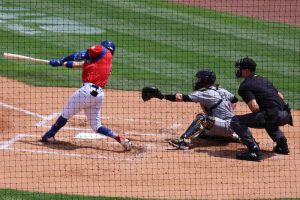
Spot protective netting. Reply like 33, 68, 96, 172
0, 0, 299, 199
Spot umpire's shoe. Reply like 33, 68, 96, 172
273, 137, 290, 154
169, 138, 189, 150
236, 145, 262, 161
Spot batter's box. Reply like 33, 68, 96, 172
1, 134, 147, 161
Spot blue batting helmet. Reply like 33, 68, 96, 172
101, 40, 116, 55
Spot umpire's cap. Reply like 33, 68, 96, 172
235, 57, 256, 72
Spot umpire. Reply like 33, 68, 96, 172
230, 57, 293, 161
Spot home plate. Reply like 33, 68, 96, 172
74, 132, 107, 140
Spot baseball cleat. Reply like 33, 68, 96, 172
120, 138, 133, 151
41, 135, 56, 143
236, 149, 262, 161
169, 138, 189, 150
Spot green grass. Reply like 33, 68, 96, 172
0, 188, 145, 200
0, 188, 298, 200
0, 0, 299, 108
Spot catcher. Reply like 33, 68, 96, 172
142, 69, 240, 150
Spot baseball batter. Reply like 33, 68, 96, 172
41, 40, 132, 151
142, 69, 240, 150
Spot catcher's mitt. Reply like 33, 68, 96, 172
141, 86, 164, 101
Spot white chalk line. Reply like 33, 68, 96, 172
0, 102, 46, 119
0, 101, 181, 132
0, 101, 178, 160
0, 134, 27, 149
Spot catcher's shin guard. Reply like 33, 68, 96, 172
180, 114, 208, 142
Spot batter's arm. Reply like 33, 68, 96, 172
62, 50, 89, 62
63, 61, 84, 68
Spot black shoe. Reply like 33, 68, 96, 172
169, 138, 189, 150
236, 149, 262, 161
41, 135, 55, 143
273, 137, 289, 154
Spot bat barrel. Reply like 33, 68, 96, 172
3, 52, 49, 63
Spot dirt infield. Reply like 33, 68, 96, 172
0, 76, 299, 199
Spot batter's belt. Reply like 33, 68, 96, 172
83, 82, 101, 97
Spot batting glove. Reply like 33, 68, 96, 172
49, 59, 63, 67
65, 61, 73, 68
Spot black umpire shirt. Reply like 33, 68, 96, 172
238, 73, 285, 111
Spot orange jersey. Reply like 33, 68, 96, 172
82, 45, 112, 88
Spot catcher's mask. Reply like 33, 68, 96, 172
235, 57, 256, 78
193, 69, 216, 90
101, 40, 116, 55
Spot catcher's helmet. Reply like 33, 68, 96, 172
235, 57, 256, 77
101, 40, 116, 55
194, 69, 216, 90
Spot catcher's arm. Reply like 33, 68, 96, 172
141, 86, 192, 102
171, 93, 193, 102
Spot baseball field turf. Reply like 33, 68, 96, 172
0, 0, 299, 108
0, 188, 144, 200
0, 0, 299, 199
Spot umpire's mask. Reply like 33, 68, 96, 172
235, 57, 256, 78
235, 60, 243, 78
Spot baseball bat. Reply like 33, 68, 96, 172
3, 52, 49, 64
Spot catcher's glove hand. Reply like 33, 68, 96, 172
141, 86, 164, 101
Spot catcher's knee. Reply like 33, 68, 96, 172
186, 114, 209, 139
196, 113, 215, 130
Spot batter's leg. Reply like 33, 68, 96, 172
84, 94, 102, 132
41, 115, 68, 142
41, 89, 87, 142
84, 91, 132, 150
83, 88, 116, 138
96, 125, 132, 151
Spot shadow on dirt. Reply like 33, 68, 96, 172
20, 139, 127, 153
196, 148, 276, 161
166, 137, 276, 161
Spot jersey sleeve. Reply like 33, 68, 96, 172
219, 88, 234, 102
62, 50, 89, 62
238, 84, 255, 103
188, 91, 216, 105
